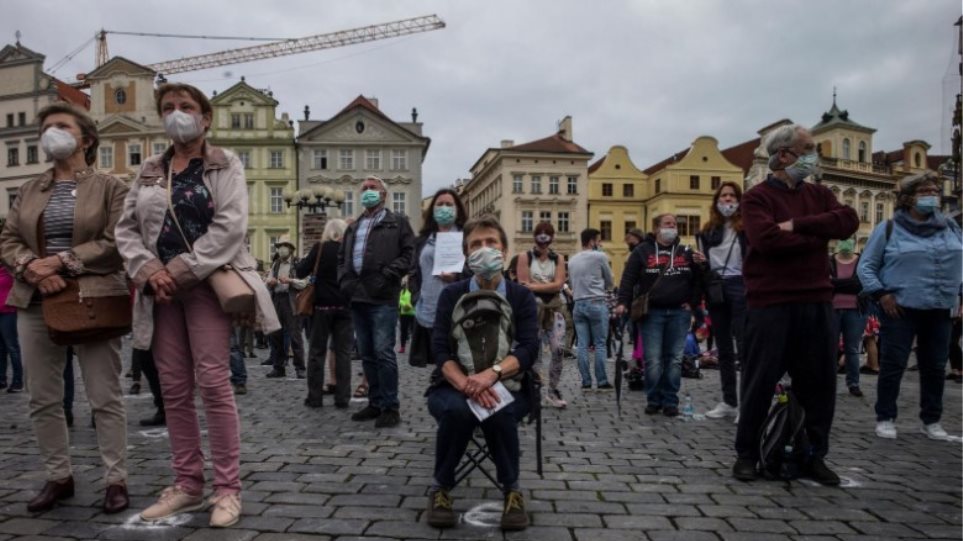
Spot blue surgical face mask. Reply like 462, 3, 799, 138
433, 205, 456, 226
915, 195, 939, 215
786, 152, 819, 182
361, 189, 381, 209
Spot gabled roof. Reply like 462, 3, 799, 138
0, 43, 44, 65
720, 137, 761, 175
928, 154, 950, 171
508, 133, 591, 155
811, 99, 875, 135
588, 156, 605, 174
872, 149, 904, 166
54, 79, 90, 109
84, 56, 156, 80
298, 95, 429, 150
642, 147, 688, 176
211, 79, 278, 107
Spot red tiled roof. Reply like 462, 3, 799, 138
54, 79, 90, 109
588, 156, 606, 174
642, 147, 688, 176
509, 133, 591, 155
720, 137, 760, 175
335, 95, 393, 125
928, 154, 950, 171
872, 149, 904, 166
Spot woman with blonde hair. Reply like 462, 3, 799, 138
297, 218, 353, 408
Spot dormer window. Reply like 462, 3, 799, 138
914, 153, 922, 168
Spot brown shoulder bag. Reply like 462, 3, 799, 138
295, 242, 322, 317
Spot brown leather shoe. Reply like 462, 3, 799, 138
103, 483, 129, 514
27, 477, 74, 513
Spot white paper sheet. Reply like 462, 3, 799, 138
466, 381, 515, 422
432, 231, 466, 275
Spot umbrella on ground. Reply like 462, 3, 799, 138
613, 318, 628, 417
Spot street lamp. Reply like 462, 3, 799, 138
284, 186, 344, 215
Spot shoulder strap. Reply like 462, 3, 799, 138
829, 256, 837, 279
885, 219, 893, 242
166, 164, 193, 254
311, 242, 322, 274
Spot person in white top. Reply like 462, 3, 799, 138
568, 228, 614, 390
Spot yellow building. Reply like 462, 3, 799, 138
640, 136, 745, 247
587, 146, 647, 278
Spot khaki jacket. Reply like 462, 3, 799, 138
115, 144, 280, 349
0, 167, 129, 308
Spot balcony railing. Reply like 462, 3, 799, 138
820, 157, 891, 175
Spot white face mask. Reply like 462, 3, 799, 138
164, 109, 205, 144
717, 202, 739, 218
658, 228, 678, 244
277, 246, 292, 259
41, 128, 78, 161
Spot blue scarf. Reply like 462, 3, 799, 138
892, 208, 948, 238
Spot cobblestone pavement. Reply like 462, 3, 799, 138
0, 337, 960, 541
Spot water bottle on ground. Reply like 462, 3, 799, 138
682, 393, 694, 421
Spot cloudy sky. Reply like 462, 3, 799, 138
4, 1, 960, 193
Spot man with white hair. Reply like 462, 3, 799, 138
339, 176, 415, 428
733, 124, 859, 485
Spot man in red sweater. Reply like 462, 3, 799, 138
733, 124, 859, 485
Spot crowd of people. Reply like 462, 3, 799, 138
0, 86, 959, 533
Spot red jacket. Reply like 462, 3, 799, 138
742, 176, 859, 308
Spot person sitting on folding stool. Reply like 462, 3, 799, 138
425, 215, 539, 531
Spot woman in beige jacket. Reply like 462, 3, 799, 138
0, 103, 130, 514
115, 83, 279, 528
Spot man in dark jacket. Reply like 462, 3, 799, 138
733, 124, 859, 485
339, 176, 415, 428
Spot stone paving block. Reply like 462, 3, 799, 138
907, 523, 963, 538
675, 516, 734, 532
504, 526, 574, 541
39, 520, 111, 538
789, 519, 857, 534
365, 520, 442, 539
623, 503, 702, 517
719, 534, 793, 541
287, 517, 369, 536
97, 526, 195, 541
726, 518, 797, 534
262, 504, 335, 519
574, 528, 649, 541
181, 529, 259, 541
698, 505, 757, 519
849, 520, 919, 537
234, 515, 295, 532
647, 531, 722, 541
531, 512, 602, 528
0, 518, 58, 535
602, 514, 674, 529
252, 534, 331, 541
553, 500, 627, 515
333, 505, 419, 522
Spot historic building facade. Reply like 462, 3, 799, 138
463, 116, 593, 257
209, 79, 297, 263
586, 145, 647, 278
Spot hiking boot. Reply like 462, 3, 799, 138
732, 458, 758, 481
375, 409, 401, 428
209, 493, 241, 528
351, 405, 382, 421
921, 422, 949, 440
265, 369, 286, 378
233, 384, 247, 395
663, 406, 679, 417
848, 385, 863, 397
140, 486, 206, 521
544, 389, 567, 409
644, 404, 662, 415
425, 489, 457, 528
706, 402, 738, 419
803, 458, 840, 486
500, 490, 528, 531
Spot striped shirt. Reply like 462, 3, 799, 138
352, 208, 386, 273
43, 180, 76, 256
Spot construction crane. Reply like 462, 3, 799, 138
80, 14, 445, 80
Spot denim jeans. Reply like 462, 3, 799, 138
0, 312, 22, 387
706, 277, 745, 407
351, 303, 400, 411
834, 309, 867, 388
875, 308, 952, 424
640, 307, 691, 408
574, 300, 609, 386
427, 384, 529, 491
229, 329, 247, 386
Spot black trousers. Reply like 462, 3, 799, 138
132, 348, 164, 412
707, 276, 747, 407
735, 302, 836, 460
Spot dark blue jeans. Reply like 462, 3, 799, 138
351, 303, 400, 411
640, 307, 691, 408
0, 312, 22, 387
574, 300, 610, 386
229, 329, 247, 386
707, 277, 746, 407
834, 309, 867, 388
875, 308, 952, 424
427, 384, 530, 491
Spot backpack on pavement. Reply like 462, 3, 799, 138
758, 383, 811, 480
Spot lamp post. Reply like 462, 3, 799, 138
285, 186, 344, 249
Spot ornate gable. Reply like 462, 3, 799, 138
0, 43, 44, 66
84, 56, 155, 81
211, 80, 278, 107
97, 115, 154, 135
300, 109, 417, 144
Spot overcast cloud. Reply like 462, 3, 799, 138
3, 0, 960, 193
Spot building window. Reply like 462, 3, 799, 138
689, 175, 700, 190
128, 143, 142, 166
677, 215, 701, 237
711, 176, 721, 190
244, 113, 254, 129
366, 149, 381, 171
238, 150, 251, 169
625, 221, 637, 235
602, 183, 612, 196
269, 187, 284, 213
270, 150, 283, 169
623, 184, 634, 197
312, 149, 327, 170
557, 211, 570, 233
392, 192, 407, 215
115, 89, 126, 105
567, 176, 578, 195
655, 178, 661, 193
152, 142, 167, 156
6, 147, 18, 166
549, 176, 559, 194
521, 211, 533, 232
860, 202, 869, 223
531, 176, 542, 194
342, 190, 354, 217
914, 153, 922, 168
7, 187, 17, 210
231, 113, 241, 129
269, 235, 280, 256
339, 149, 354, 170
5, 114, 12, 127
875, 202, 884, 224
843, 138, 851, 160
539, 211, 551, 223
600, 220, 612, 241
99, 147, 113, 169
26, 145, 38, 164
513, 175, 523, 193
390, 149, 407, 170
18, 112, 26, 126
858, 141, 867, 163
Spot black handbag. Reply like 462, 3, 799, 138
705, 235, 737, 306
630, 266, 666, 322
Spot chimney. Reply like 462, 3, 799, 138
558, 115, 573, 142
500, 139, 514, 148
367, 96, 379, 109
303, 105, 310, 121
411, 107, 419, 123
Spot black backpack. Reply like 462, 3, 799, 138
758, 384, 811, 480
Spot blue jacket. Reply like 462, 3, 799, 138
857, 213, 962, 311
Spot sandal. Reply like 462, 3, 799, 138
353, 384, 368, 398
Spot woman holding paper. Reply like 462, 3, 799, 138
408, 189, 469, 367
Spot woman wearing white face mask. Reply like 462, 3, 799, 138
116, 83, 279, 528
696, 181, 748, 421
0, 103, 131, 514
615, 213, 705, 417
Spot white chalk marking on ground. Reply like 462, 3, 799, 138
118, 511, 193, 530
839, 476, 862, 488
138, 428, 169, 439
461, 501, 502, 528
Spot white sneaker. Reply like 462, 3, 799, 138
209, 492, 241, 528
140, 486, 207, 522
706, 402, 738, 419
921, 422, 949, 440
544, 389, 567, 409
875, 420, 897, 439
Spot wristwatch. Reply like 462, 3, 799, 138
491, 363, 503, 380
